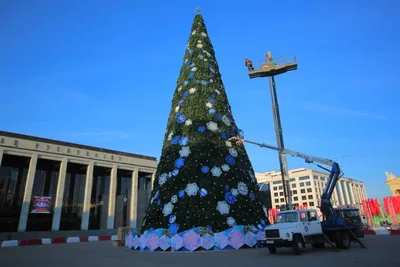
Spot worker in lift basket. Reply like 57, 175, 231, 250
244, 57, 254, 71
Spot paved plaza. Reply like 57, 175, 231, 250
1, 236, 399, 267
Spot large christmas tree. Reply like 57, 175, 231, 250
141, 13, 268, 235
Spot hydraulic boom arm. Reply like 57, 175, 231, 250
228, 137, 342, 223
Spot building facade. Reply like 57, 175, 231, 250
0, 131, 157, 233
256, 168, 367, 211
385, 171, 400, 196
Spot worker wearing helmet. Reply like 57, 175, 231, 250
244, 57, 254, 71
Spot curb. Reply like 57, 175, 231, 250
389, 229, 400, 235
364, 229, 376, 235
1, 235, 119, 248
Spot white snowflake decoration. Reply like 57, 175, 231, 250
210, 79, 213, 82
229, 148, 238, 157
175, 106, 180, 112
196, 43, 203, 48
189, 87, 196, 94
192, 30, 196, 35
191, 67, 197, 72
185, 183, 199, 197
215, 89, 220, 95
225, 141, 232, 147
197, 40, 202, 43
231, 188, 239, 196
163, 202, 174, 216
185, 119, 192, 125
227, 217, 236, 227
185, 58, 188, 63
210, 68, 215, 73
216, 201, 230, 215
150, 197, 155, 204
201, 32, 207, 37
179, 146, 191, 157
211, 166, 222, 177
221, 164, 230, 172
167, 131, 174, 141
206, 102, 213, 108
222, 115, 231, 126
171, 195, 178, 204
178, 86, 183, 92
206, 121, 218, 132
159, 173, 168, 185
204, 58, 208, 61
237, 182, 248, 195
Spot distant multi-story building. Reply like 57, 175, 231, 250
256, 168, 367, 212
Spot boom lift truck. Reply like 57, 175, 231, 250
228, 137, 366, 255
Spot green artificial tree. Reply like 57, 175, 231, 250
141, 13, 268, 234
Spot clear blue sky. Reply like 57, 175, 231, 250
1, 0, 399, 200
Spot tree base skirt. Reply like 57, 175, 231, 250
125, 225, 265, 252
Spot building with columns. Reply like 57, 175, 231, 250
256, 168, 367, 212
0, 131, 157, 233
385, 171, 400, 196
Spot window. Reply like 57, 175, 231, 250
309, 202, 315, 207
276, 205, 280, 208
273, 180, 282, 185
278, 186, 283, 190
320, 177, 326, 181
292, 190, 298, 195
299, 176, 309, 181
289, 178, 296, 182
303, 202, 308, 206
300, 189, 305, 194
307, 188, 312, 193
274, 192, 278, 197
302, 196, 307, 200
306, 181, 311, 186
300, 182, 305, 187
313, 175, 318, 180
273, 186, 277, 191
307, 211, 317, 221
299, 211, 308, 222
280, 198, 285, 203
294, 196, 298, 201
308, 195, 313, 200
279, 192, 284, 196
274, 199, 279, 203
291, 183, 297, 188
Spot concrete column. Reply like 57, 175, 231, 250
336, 182, 345, 206
51, 158, 68, 231
343, 182, 351, 205
129, 167, 139, 229
0, 147, 4, 167
81, 162, 94, 230
18, 153, 38, 232
106, 164, 118, 229
362, 187, 368, 200
348, 183, 356, 205
151, 172, 156, 191
333, 188, 340, 207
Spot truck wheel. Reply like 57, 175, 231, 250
312, 243, 325, 249
292, 235, 303, 255
268, 247, 277, 254
336, 232, 351, 249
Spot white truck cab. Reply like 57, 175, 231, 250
260, 209, 326, 255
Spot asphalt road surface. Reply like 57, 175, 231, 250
1, 236, 399, 267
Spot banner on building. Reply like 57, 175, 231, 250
31, 196, 52, 214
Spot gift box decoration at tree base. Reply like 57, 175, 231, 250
125, 225, 265, 252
